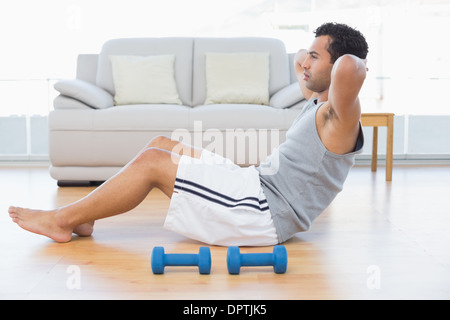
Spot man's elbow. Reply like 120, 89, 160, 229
333, 54, 367, 82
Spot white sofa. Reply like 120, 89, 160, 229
50, 37, 306, 185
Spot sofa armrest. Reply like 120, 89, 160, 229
54, 79, 113, 109
269, 82, 305, 109
53, 95, 93, 110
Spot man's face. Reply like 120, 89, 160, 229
301, 36, 334, 94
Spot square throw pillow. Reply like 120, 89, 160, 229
110, 55, 182, 105
205, 52, 270, 105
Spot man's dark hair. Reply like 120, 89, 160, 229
314, 22, 369, 63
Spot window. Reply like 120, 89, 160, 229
1, 0, 449, 161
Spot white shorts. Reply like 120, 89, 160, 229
164, 150, 279, 246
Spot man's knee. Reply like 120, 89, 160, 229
133, 147, 179, 190
135, 147, 180, 168
147, 135, 172, 149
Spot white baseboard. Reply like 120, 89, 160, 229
356, 154, 450, 166
1, 155, 450, 168
0, 155, 50, 167
0, 161, 50, 168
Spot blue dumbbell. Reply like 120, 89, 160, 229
227, 245, 288, 274
151, 247, 211, 274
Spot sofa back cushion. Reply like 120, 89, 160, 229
192, 37, 290, 106
96, 38, 194, 106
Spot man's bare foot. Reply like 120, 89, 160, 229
73, 221, 95, 237
8, 206, 74, 243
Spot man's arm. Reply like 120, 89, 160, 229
328, 54, 367, 127
294, 49, 317, 101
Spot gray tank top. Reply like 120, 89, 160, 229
257, 98, 364, 242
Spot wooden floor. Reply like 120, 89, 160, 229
1, 165, 449, 300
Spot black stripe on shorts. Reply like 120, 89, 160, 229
174, 177, 269, 212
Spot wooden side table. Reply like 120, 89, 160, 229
360, 113, 394, 181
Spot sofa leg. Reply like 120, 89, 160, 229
57, 180, 104, 187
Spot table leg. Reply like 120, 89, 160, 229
371, 126, 378, 172
386, 116, 394, 181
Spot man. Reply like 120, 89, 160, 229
9, 22, 368, 246
257, 23, 367, 242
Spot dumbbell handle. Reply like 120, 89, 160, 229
240, 253, 274, 266
164, 253, 200, 266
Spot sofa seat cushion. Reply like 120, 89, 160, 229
190, 104, 299, 130
50, 104, 192, 131
49, 104, 302, 169
50, 104, 302, 133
